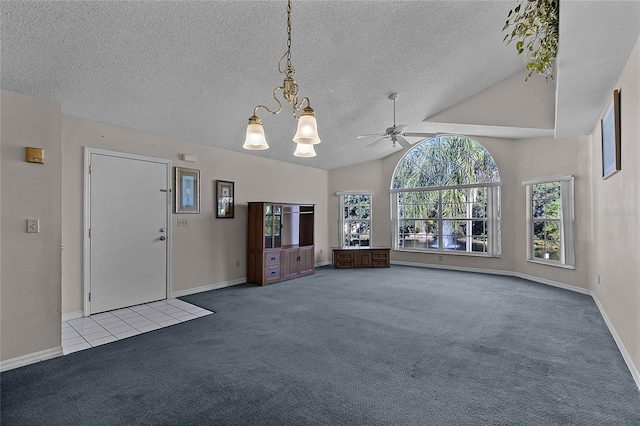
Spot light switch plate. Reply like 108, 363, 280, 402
26, 219, 40, 233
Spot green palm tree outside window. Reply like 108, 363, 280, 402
392, 136, 501, 255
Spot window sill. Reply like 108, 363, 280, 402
527, 259, 575, 270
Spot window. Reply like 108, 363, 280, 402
523, 176, 575, 268
338, 193, 372, 247
391, 136, 501, 256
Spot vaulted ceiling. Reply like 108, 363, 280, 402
2, 1, 638, 170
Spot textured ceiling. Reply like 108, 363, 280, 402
1, 1, 638, 170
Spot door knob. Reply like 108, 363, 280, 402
159, 227, 165, 232
159, 236, 166, 241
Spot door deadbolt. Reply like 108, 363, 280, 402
159, 236, 166, 241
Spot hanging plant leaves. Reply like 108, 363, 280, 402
503, 0, 559, 82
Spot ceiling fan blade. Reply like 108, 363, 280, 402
358, 133, 385, 139
402, 132, 436, 138
396, 136, 411, 149
366, 137, 388, 148
394, 124, 409, 134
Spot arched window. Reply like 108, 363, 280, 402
391, 136, 501, 256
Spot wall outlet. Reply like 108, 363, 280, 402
26, 219, 40, 233
236, 260, 240, 268
439, 255, 443, 261
319, 248, 323, 254
177, 218, 188, 227
598, 274, 601, 284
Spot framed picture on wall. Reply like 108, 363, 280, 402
175, 167, 200, 213
601, 89, 621, 180
216, 180, 234, 218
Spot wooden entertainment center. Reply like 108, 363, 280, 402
247, 202, 315, 286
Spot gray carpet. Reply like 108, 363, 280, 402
2, 266, 639, 425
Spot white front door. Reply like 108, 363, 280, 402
88, 151, 170, 314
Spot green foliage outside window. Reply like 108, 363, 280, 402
532, 182, 562, 260
393, 136, 500, 190
394, 136, 500, 254
343, 194, 371, 247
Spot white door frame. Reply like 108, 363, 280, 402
83, 147, 172, 317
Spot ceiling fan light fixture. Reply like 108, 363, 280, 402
242, 115, 269, 150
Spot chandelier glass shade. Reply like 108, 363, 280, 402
293, 142, 317, 157
242, 116, 269, 150
242, 0, 320, 158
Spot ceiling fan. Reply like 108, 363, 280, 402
358, 93, 436, 149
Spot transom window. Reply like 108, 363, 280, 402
391, 136, 501, 256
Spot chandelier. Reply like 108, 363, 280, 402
242, 0, 320, 158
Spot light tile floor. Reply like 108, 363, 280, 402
62, 298, 213, 354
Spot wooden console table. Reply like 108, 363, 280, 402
331, 246, 390, 269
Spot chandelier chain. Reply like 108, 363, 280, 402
286, 0, 292, 69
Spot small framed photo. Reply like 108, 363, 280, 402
175, 167, 200, 213
216, 180, 234, 218
601, 89, 621, 180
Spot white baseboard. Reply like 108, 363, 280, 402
510, 271, 591, 295
1, 347, 63, 373
591, 294, 640, 392
171, 277, 246, 298
62, 310, 84, 322
171, 264, 332, 298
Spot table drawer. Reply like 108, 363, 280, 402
265, 267, 281, 282
265, 251, 281, 267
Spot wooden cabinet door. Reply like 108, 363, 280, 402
354, 252, 372, 267
282, 248, 299, 280
299, 246, 315, 276
282, 246, 315, 279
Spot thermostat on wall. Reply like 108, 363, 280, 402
25, 147, 45, 164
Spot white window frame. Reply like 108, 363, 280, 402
337, 192, 373, 248
391, 183, 501, 257
522, 175, 575, 269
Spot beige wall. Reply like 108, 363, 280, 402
1, 91, 63, 361
62, 116, 329, 315
589, 37, 640, 378
512, 136, 591, 288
